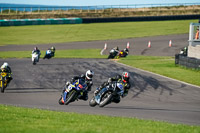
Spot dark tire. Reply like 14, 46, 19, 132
64, 90, 77, 105
107, 54, 112, 59
1, 80, 5, 93
58, 97, 64, 105
33, 59, 36, 65
89, 96, 97, 107
99, 92, 113, 107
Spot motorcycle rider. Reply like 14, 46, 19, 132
94, 72, 130, 103
0, 62, 12, 85
119, 48, 129, 57
32, 47, 41, 61
108, 46, 119, 59
43, 47, 56, 59
64, 70, 94, 101
50, 46, 56, 57
43, 48, 51, 59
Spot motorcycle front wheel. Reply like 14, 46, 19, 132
89, 96, 97, 107
64, 90, 77, 105
33, 59, 36, 65
1, 80, 5, 93
58, 97, 64, 105
99, 92, 113, 107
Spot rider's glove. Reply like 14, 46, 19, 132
108, 78, 112, 83
94, 88, 100, 95
66, 81, 70, 86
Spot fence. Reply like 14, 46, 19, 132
175, 54, 200, 70
1, 3, 200, 17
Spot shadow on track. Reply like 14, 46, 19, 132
104, 106, 200, 113
129, 72, 175, 99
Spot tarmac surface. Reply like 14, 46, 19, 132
0, 34, 200, 126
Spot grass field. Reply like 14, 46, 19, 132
0, 104, 199, 133
0, 19, 198, 45
118, 56, 200, 86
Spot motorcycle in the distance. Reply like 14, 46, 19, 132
89, 81, 124, 107
32, 52, 40, 65
107, 49, 119, 59
58, 79, 87, 105
43, 49, 55, 59
0, 71, 9, 93
116, 50, 129, 59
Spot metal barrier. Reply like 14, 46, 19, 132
175, 54, 200, 70
0, 18, 82, 26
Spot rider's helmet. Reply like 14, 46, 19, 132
122, 72, 129, 83
34, 47, 38, 51
1, 62, 8, 69
124, 48, 129, 52
114, 46, 119, 51
51, 46, 55, 51
86, 70, 94, 80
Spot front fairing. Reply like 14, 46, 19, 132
66, 80, 86, 92
94, 85, 114, 104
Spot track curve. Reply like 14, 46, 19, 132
0, 58, 199, 125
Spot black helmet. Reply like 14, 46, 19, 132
51, 46, 55, 51
124, 48, 129, 52
34, 47, 38, 51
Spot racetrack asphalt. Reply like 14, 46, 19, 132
0, 34, 200, 126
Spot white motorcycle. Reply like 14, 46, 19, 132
32, 52, 40, 65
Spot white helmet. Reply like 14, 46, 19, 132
1, 62, 8, 69
86, 70, 94, 80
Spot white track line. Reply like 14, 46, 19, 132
113, 60, 200, 89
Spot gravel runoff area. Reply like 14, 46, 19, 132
0, 34, 188, 56
1, 34, 200, 126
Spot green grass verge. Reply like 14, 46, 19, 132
0, 19, 198, 45
0, 104, 199, 133
0, 49, 107, 59
119, 56, 200, 86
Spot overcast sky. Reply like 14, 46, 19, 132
0, 0, 199, 6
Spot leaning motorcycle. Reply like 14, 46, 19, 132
32, 52, 39, 65
58, 79, 87, 105
43, 50, 52, 59
89, 81, 124, 107
107, 49, 118, 59
0, 71, 9, 93
116, 50, 128, 59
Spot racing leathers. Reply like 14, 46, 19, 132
32, 49, 41, 61
0, 66, 12, 85
64, 74, 93, 101
95, 74, 130, 103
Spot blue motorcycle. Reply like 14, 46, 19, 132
43, 49, 55, 59
59, 79, 87, 105
89, 81, 124, 107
